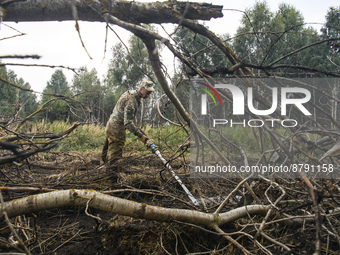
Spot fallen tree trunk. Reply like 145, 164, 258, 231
0, 189, 270, 228
2, 0, 223, 23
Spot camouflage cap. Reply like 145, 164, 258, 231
141, 80, 155, 92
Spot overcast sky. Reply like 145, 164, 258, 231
1, 0, 339, 94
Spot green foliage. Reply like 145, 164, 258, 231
173, 24, 230, 74
105, 30, 155, 95
34, 120, 189, 155
41, 69, 72, 122
232, 2, 331, 75
72, 67, 104, 122
0, 66, 38, 118
320, 6, 340, 71
17, 78, 39, 117
322, 6, 340, 39
102, 88, 116, 124
0, 66, 18, 116
198, 125, 317, 159
36, 120, 106, 152
31, 119, 323, 162
235, 3, 304, 64
124, 125, 189, 157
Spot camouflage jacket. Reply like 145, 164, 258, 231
105, 89, 144, 139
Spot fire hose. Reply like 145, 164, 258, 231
145, 139, 200, 206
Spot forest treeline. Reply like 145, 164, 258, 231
1, 3, 339, 125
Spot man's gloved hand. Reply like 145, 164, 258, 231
140, 134, 149, 144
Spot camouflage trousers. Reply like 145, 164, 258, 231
106, 133, 125, 164
104, 124, 126, 165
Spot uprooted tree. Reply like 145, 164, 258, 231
1, 1, 340, 254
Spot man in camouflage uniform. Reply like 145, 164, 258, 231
103, 80, 155, 166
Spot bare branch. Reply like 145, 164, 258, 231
0, 54, 40, 59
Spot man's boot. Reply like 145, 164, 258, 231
101, 138, 109, 163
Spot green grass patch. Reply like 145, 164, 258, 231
30, 121, 190, 154
30, 120, 317, 160
32, 120, 106, 152
125, 125, 189, 155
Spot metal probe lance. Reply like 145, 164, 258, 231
145, 138, 200, 206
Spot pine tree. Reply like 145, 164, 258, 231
41, 69, 72, 122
